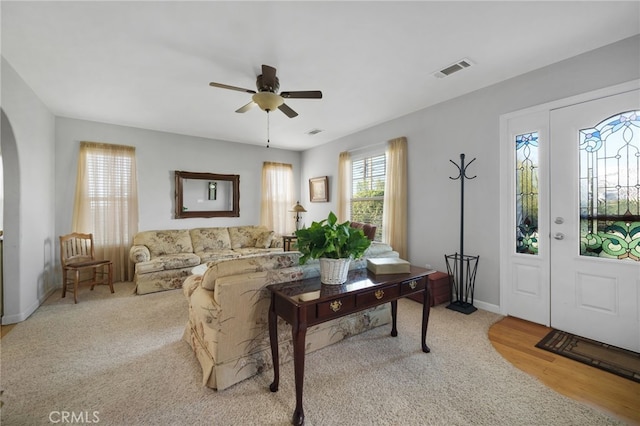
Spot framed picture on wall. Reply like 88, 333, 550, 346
309, 176, 329, 202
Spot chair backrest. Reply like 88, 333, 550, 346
59, 233, 96, 267
349, 221, 377, 241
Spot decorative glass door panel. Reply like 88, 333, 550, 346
515, 132, 539, 255
503, 110, 549, 326
579, 110, 640, 261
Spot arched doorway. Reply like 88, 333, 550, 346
1, 109, 20, 322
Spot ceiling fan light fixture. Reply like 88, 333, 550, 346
209, 65, 321, 120
252, 92, 284, 112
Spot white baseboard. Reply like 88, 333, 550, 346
472, 299, 500, 315
2, 287, 57, 325
432, 299, 500, 315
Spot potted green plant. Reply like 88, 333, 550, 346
295, 211, 371, 284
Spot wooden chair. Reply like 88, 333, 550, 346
59, 233, 114, 303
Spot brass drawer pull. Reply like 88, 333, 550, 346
375, 290, 385, 300
409, 280, 417, 289
330, 300, 342, 312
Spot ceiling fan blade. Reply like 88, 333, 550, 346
261, 65, 277, 90
209, 82, 256, 94
235, 101, 256, 113
280, 90, 323, 99
278, 103, 298, 118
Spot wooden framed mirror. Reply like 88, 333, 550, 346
175, 171, 240, 218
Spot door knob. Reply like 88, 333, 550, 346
553, 232, 565, 240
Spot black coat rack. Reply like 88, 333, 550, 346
445, 153, 479, 315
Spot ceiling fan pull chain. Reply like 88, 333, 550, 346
266, 111, 270, 148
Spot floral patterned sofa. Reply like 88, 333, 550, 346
129, 226, 283, 295
181, 242, 399, 391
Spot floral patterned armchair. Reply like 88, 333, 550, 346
182, 242, 399, 390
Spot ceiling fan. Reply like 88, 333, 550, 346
209, 64, 322, 118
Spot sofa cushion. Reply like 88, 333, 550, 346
196, 249, 239, 264
201, 252, 300, 291
133, 229, 194, 257
135, 259, 164, 274
270, 234, 284, 249
136, 253, 200, 274
364, 241, 399, 258
228, 226, 270, 249
254, 230, 275, 248
190, 228, 232, 252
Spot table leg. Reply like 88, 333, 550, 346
292, 312, 307, 425
269, 295, 279, 392
422, 284, 431, 353
390, 300, 398, 337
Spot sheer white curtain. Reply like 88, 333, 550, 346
337, 151, 352, 223
383, 137, 408, 259
260, 162, 294, 235
72, 142, 138, 281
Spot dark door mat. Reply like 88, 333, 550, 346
536, 329, 640, 383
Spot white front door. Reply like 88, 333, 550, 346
550, 90, 640, 352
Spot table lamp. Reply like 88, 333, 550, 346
290, 201, 307, 231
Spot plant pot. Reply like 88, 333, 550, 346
319, 258, 351, 285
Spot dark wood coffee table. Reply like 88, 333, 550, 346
267, 266, 434, 425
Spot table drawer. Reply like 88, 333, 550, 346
317, 296, 355, 319
356, 285, 399, 307
400, 277, 425, 295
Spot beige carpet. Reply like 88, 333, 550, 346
0, 282, 623, 426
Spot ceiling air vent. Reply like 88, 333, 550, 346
307, 128, 323, 136
433, 58, 474, 79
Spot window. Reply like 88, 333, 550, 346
73, 142, 138, 281
515, 132, 539, 255
351, 153, 385, 240
84, 151, 134, 239
260, 162, 294, 235
580, 110, 640, 261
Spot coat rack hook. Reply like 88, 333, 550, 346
449, 153, 477, 180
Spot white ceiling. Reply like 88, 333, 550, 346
2, 1, 639, 151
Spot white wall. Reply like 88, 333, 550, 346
0, 158, 3, 229
1, 57, 57, 324
54, 117, 301, 235
300, 35, 640, 310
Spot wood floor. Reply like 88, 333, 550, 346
1, 323, 16, 338
489, 316, 640, 425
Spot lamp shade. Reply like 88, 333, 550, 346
291, 201, 307, 213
